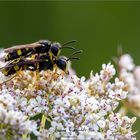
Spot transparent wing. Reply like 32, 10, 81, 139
4, 41, 42, 53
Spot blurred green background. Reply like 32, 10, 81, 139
0, 1, 140, 138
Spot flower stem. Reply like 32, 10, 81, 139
39, 114, 46, 131
22, 134, 27, 139
119, 106, 127, 116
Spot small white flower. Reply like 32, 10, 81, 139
118, 54, 140, 116
119, 54, 135, 71
100, 63, 116, 81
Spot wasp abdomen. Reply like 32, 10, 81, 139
5, 48, 34, 61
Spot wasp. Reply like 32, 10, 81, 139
0, 50, 82, 80
4, 40, 76, 62
1, 55, 53, 76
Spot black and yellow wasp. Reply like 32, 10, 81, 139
1, 54, 54, 76
4, 40, 76, 61
1, 50, 82, 77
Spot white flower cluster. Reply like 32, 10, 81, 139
0, 93, 38, 140
0, 62, 136, 139
119, 54, 140, 116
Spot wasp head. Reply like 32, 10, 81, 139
56, 57, 67, 73
50, 43, 61, 57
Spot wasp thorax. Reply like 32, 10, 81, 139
39, 40, 51, 46
37, 40, 51, 53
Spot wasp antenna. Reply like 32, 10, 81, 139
61, 46, 76, 50
67, 57, 80, 62
67, 50, 82, 61
69, 50, 83, 58
62, 40, 77, 46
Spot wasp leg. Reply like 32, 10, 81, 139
33, 62, 41, 89
31, 54, 41, 82
0, 73, 17, 84
0, 66, 24, 85
36, 62, 40, 81
33, 71, 40, 90
50, 64, 59, 82
35, 70, 40, 82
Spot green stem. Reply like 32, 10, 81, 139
22, 134, 27, 139
39, 114, 46, 131
118, 106, 127, 116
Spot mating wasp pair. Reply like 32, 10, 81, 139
0, 40, 82, 83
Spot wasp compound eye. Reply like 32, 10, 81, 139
50, 43, 60, 57
56, 58, 67, 72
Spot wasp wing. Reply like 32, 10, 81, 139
4, 41, 42, 53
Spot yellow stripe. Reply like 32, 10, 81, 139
14, 65, 19, 71
2, 70, 8, 75
17, 49, 22, 56
37, 62, 39, 69
5, 55, 9, 61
